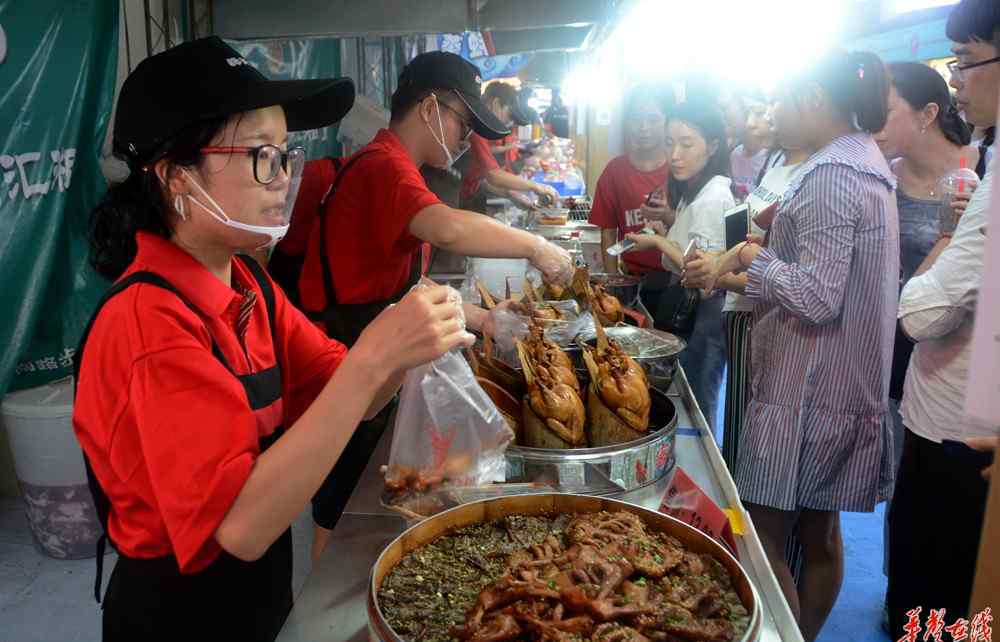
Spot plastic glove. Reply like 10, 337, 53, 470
529, 237, 574, 286
532, 183, 560, 207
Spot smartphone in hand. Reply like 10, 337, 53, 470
683, 239, 699, 263
606, 239, 637, 256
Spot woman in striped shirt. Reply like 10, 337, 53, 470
684, 51, 898, 641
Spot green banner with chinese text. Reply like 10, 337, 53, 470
0, 1, 119, 394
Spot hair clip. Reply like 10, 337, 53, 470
857, 63, 865, 80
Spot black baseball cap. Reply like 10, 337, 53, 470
113, 36, 355, 163
396, 51, 510, 140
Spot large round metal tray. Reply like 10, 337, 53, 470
505, 387, 677, 494
368, 493, 762, 642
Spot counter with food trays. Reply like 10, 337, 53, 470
276, 258, 804, 642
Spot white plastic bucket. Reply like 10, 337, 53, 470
1, 377, 100, 559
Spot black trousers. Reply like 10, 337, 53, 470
887, 428, 991, 637
638, 270, 672, 324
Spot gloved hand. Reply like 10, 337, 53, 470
529, 237, 574, 286
532, 183, 560, 208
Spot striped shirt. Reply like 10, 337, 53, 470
736, 133, 899, 512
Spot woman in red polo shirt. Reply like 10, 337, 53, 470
589, 82, 675, 313
72, 38, 473, 642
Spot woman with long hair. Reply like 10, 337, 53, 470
626, 99, 732, 431
684, 51, 898, 641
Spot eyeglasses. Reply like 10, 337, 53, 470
434, 94, 475, 141
947, 55, 1000, 82
200, 144, 306, 185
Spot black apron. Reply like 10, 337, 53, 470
307, 150, 422, 347
305, 150, 422, 529
75, 255, 292, 642
269, 157, 347, 310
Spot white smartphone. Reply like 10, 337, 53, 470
683, 239, 699, 261
606, 239, 636, 256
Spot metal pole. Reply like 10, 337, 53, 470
162, 0, 170, 48
144, 0, 152, 58
381, 37, 391, 109
357, 38, 366, 100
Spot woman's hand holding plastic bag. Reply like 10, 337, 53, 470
384, 279, 514, 501
356, 282, 475, 373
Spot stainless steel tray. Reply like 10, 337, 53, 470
505, 387, 677, 494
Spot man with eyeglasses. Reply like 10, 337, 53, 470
296, 51, 573, 558
888, 0, 999, 635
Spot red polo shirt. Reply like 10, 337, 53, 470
589, 154, 670, 274
277, 157, 338, 257
299, 128, 441, 308
73, 232, 346, 573
459, 133, 500, 201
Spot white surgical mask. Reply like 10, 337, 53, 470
182, 168, 290, 249
426, 94, 471, 170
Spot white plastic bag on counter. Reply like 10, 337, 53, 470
384, 347, 515, 496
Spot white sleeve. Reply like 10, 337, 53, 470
687, 188, 733, 253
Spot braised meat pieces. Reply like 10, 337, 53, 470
379, 512, 750, 642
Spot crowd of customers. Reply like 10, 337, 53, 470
587, 0, 999, 639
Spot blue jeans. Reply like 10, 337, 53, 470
678, 294, 727, 438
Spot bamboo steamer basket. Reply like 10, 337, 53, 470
586, 386, 649, 447
367, 493, 762, 642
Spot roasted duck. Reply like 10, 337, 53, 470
518, 342, 585, 448
583, 324, 650, 436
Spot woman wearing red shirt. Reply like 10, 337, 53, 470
589, 82, 676, 313
73, 38, 472, 642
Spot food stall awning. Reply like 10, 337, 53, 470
214, 0, 617, 53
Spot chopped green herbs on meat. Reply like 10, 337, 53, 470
377, 512, 750, 642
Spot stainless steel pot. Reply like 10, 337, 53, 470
505, 387, 676, 494
589, 272, 641, 307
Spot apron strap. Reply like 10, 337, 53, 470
315, 150, 375, 334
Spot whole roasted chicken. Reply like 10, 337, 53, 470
522, 322, 579, 393
592, 283, 624, 326
525, 362, 586, 447
570, 267, 624, 327
584, 325, 650, 433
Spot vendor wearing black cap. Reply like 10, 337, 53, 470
458, 81, 559, 213
298, 51, 573, 556
72, 37, 474, 642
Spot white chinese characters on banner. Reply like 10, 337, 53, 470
0, 147, 76, 205
14, 347, 75, 376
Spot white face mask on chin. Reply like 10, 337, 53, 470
181, 168, 290, 250
426, 94, 471, 170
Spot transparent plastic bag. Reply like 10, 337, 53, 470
384, 349, 515, 496
490, 307, 530, 366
